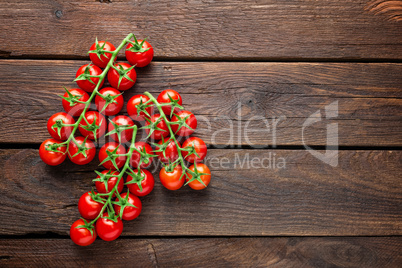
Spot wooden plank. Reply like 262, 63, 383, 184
0, 237, 400, 267
0, 60, 401, 146
0, 149, 400, 236
0, 1, 401, 60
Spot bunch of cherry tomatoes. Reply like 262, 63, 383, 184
38, 34, 211, 246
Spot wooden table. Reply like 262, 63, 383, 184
0, 1, 401, 267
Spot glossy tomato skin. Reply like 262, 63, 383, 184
96, 213, 123, 241
113, 193, 142, 221
155, 139, 181, 163
47, 112, 75, 140
75, 64, 104, 93
107, 62, 136, 91
78, 192, 103, 220
95, 87, 123, 116
89, 41, 116, 68
108, 115, 135, 143
62, 88, 90, 117
78, 111, 107, 140
95, 170, 124, 197
70, 219, 97, 246
98, 142, 127, 170
39, 139, 67, 166
157, 89, 182, 116
182, 137, 207, 163
68, 136, 96, 165
171, 110, 197, 137
125, 40, 154, 67
145, 114, 169, 140
186, 163, 211, 190
129, 141, 153, 169
159, 165, 184, 190
127, 94, 153, 121
126, 169, 155, 196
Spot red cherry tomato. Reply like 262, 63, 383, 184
68, 136, 96, 165
98, 142, 127, 170
78, 191, 103, 220
186, 163, 211, 190
157, 89, 182, 116
171, 110, 197, 137
95, 87, 123, 116
75, 64, 104, 93
126, 169, 155, 196
39, 139, 67, 166
129, 141, 154, 169
159, 165, 184, 190
89, 41, 116, 68
145, 114, 169, 140
62, 88, 90, 117
47, 112, 75, 140
107, 62, 136, 91
70, 219, 96, 246
94, 170, 124, 197
155, 139, 181, 163
108, 115, 135, 144
113, 192, 142, 221
182, 137, 207, 163
125, 39, 154, 67
78, 111, 107, 140
96, 213, 123, 241
127, 94, 153, 121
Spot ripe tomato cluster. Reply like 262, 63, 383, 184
38, 34, 211, 247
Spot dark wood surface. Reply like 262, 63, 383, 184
0, 0, 401, 267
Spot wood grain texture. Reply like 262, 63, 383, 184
366, 0, 402, 21
0, 1, 401, 59
0, 148, 400, 236
0, 237, 401, 268
0, 60, 401, 146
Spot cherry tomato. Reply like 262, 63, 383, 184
182, 137, 207, 163
107, 62, 136, 91
62, 88, 90, 117
113, 192, 142, 221
125, 39, 154, 67
89, 40, 116, 68
159, 165, 184, 191
39, 139, 67, 166
129, 141, 154, 169
145, 114, 169, 140
171, 110, 197, 137
98, 142, 127, 170
47, 112, 75, 140
78, 191, 103, 220
127, 169, 155, 196
108, 115, 135, 144
95, 170, 124, 197
96, 213, 123, 241
75, 64, 104, 93
95, 87, 123, 116
70, 219, 96, 246
186, 163, 211, 190
78, 111, 107, 140
155, 139, 181, 163
68, 136, 96, 165
127, 94, 153, 121
157, 89, 182, 116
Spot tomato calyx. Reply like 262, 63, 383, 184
97, 93, 122, 113
133, 146, 156, 166
163, 94, 184, 117
142, 116, 166, 139
125, 168, 146, 191
51, 119, 66, 139
102, 211, 120, 223
170, 113, 194, 134
70, 136, 91, 159
80, 114, 103, 141
181, 143, 200, 160
45, 142, 66, 153
75, 218, 96, 237
59, 87, 85, 107
134, 98, 152, 118
185, 163, 210, 187
106, 119, 136, 144
127, 35, 150, 53
88, 189, 106, 204
111, 190, 138, 219
151, 136, 171, 159
93, 170, 116, 192
162, 159, 179, 173
74, 64, 98, 85
111, 63, 136, 89
98, 146, 125, 170
87, 37, 111, 62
